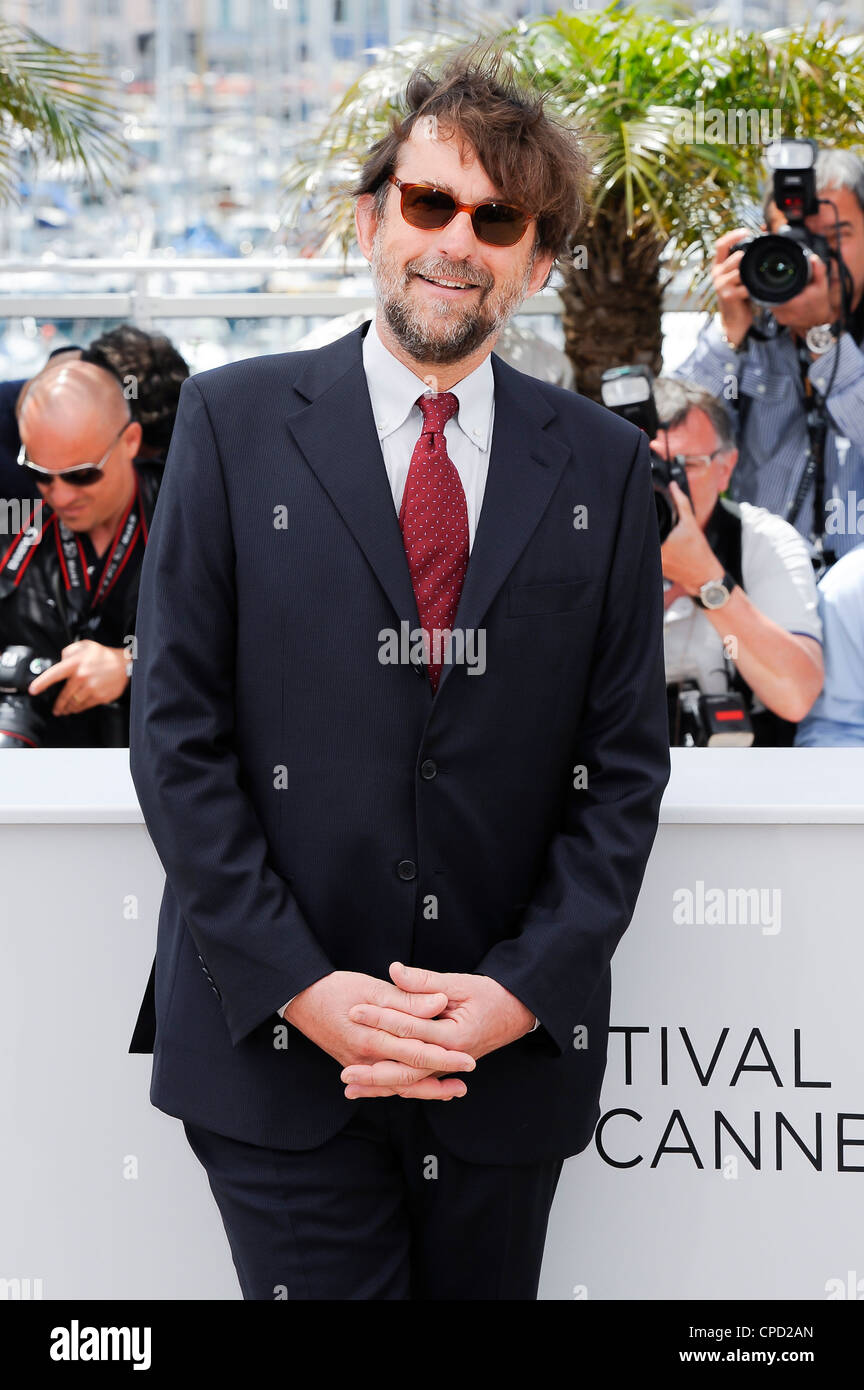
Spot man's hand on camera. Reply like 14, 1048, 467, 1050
712, 229, 755, 348
771, 252, 839, 338
27, 639, 130, 715
282, 969, 477, 1102
660, 481, 723, 595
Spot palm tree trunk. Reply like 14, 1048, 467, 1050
558, 206, 666, 403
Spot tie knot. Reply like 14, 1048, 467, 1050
417, 390, 459, 436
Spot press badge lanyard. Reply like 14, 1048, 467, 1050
54, 474, 148, 625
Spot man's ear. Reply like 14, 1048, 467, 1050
719, 450, 738, 488
125, 420, 143, 458
527, 247, 555, 298
355, 194, 378, 262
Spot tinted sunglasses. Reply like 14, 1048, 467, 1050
17, 418, 132, 488
387, 175, 533, 248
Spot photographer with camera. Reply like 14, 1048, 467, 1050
654, 378, 823, 746
0, 359, 160, 749
675, 144, 864, 570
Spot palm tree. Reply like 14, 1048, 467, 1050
281, 6, 864, 400
0, 19, 126, 205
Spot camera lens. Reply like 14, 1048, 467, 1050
755, 247, 800, 291
739, 234, 811, 303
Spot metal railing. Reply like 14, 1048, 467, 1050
0, 256, 559, 321
0, 257, 701, 321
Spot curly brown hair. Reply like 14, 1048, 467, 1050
352, 40, 591, 276
81, 325, 189, 456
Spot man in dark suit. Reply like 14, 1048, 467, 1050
129, 46, 670, 1301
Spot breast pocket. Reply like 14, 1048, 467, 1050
507, 578, 599, 617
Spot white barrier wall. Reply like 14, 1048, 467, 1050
1, 748, 862, 1301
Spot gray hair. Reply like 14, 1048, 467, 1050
762, 146, 864, 220
652, 377, 737, 453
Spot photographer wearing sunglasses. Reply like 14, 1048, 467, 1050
0, 360, 160, 749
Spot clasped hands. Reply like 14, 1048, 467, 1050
283, 961, 535, 1102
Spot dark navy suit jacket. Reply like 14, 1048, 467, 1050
128, 320, 670, 1164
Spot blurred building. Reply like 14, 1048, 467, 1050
5, 3, 862, 130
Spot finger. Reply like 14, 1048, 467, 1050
53, 687, 89, 716
371, 981, 448, 1018
342, 1061, 436, 1088
714, 261, 746, 287
28, 659, 74, 695
342, 1042, 475, 1084
716, 285, 752, 304
715, 229, 751, 259
388, 960, 451, 995
714, 265, 748, 293
669, 479, 691, 507
345, 1077, 468, 1101
715, 249, 744, 272
348, 1002, 457, 1042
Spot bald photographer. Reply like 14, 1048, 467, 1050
0, 360, 161, 749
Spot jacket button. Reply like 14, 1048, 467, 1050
411, 658, 426, 678
396, 859, 417, 881
420, 759, 437, 780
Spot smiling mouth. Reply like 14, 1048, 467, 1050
414, 273, 480, 291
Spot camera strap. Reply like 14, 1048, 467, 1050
0, 507, 53, 588
783, 337, 836, 567
54, 473, 148, 625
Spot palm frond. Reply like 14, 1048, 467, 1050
0, 20, 127, 202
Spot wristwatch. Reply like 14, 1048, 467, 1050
694, 570, 737, 610
805, 323, 837, 356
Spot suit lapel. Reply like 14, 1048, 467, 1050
285, 323, 572, 694
286, 323, 421, 632
436, 353, 571, 697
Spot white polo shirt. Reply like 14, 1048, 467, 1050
664, 501, 823, 712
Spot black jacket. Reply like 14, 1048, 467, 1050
128, 323, 670, 1164
0, 461, 162, 747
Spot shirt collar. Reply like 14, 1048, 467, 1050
362, 314, 494, 451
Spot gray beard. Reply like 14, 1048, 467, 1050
381, 283, 504, 364
371, 244, 533, 366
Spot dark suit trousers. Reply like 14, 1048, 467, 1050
183, 1099, 564, 1300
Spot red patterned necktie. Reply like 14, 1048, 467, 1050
399, 391, 469, 693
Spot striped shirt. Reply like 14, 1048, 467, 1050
673, 315, 864, 562
795, 542, 864, 746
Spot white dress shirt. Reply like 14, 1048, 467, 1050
361, 313, 494, 548
278, 317, 539, 1031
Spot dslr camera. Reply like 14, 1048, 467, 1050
0, 645, 59, 749
599, 364, 691, 542
735, 139, 833, 305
